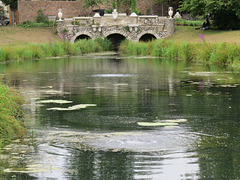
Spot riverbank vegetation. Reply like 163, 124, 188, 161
119, 39, 240, 67
0, 82, 26, 146
0, 38, 112, 61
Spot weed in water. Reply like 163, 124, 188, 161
0, 48, 6, 61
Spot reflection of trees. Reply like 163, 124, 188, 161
66, 150, 135, 179
3, 57, 240, 179
181, 84, 240, 179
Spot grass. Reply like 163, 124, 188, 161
0, 82, 26, 145
0, 38, 112, 61
0, 26, 59, 47
119, 39, 240, 67
168, 26, 240, 45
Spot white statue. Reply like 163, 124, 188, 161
112, 9, 118, 21
58, 9, 63, 20
168, 7, 173, 19
174, 12, 182, 19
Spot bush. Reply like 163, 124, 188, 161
36, 9, 49, 23
95, 38, 112, 51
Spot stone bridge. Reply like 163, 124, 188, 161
57, 11, 175, 44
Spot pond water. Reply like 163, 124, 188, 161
1, 55, 240, 179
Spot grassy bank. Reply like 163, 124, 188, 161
168, 26, 240, 45
0, 38, 112, 61
119, 39, 240, 67
0, 82, 26, 146
0, 26, 59, 47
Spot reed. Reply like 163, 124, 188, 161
0, 48, 6, 61
0, 82, 26, 144
0, 38, 112, 62
119, 39, 240, 66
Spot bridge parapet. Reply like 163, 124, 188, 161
57, 11, 174, 43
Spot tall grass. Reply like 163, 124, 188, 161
119, 40, 149, 56
0, 38, 112, 62
119, 39, 240, 66
0, 82, 26, 144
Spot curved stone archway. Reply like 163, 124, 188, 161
106, 33, 127, 50
139, 33, 157, 42
136, 30, 162, 42
75, 34, 91, 41
71, 32, 94, 43
103, 29, 129, 40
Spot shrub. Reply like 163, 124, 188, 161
95, 38, 112, 51
36, 9, 49, 24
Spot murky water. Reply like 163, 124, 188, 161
1, 55, 240, 179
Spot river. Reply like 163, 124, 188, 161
1, 55, 240, 179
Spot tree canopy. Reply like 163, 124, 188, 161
81, 0, 139, 14
1, 0, 17, 10
179, 0, 240, 30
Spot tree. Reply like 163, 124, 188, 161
81, 0, 103, 9
179, 0, 240, 30
1, 0, 17, 10
81, 0, 139, 14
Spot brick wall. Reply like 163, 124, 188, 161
18, 0, 179, 23
18, 0, 92, 23
137, 0, 154, 15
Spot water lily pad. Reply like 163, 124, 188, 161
154, 119, 187, 123
36, 100, 73, 104
69, 104, 97, 110
47, 107, 70, 111
137, 122, 178, 127
47, 104, 97, 111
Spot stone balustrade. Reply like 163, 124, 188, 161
57, 11, 175, 43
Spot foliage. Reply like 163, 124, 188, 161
0, 0, 17, 10
36, 9, 49, 24
18, 21, 53, 28
0, 38, 112, 61
119, 39, 240, 66
0, 82, 26, 144
94, 38, 112, 51
81, 0, 103, 9
175, 18, 203, 26
81, 0, 139, 14
179, 0, 240, 30
17, 9, 53, 28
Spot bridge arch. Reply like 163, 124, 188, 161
71, 32, 94, 43
104, 31, 128, 50
139, 33, 157, 42
136, 30, 162, 42
103, 29, 129, 39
